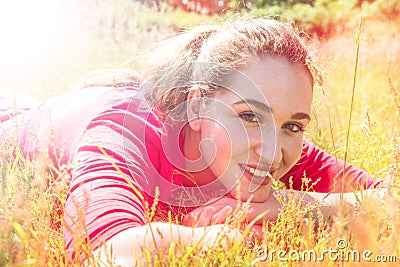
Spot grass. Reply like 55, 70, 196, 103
308, 16, 400, 174
1, 0, 400, 266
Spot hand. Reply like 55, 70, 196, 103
183, 196, 238, 227
183, 190, 283, 227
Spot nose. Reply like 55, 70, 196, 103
254, 128, 282, 168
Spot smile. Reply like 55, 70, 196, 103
244, 166, 273, 179
239, 164, 275, 189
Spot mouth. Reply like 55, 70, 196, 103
240, 164, 275, 186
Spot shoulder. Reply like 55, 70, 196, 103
300, 140, 329, 161
18, 86, 160, 164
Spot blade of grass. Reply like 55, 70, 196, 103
342, 13, 363, 196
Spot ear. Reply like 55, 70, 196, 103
186, 87, 202, 132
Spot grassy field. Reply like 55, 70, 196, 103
1, 0, 400, 266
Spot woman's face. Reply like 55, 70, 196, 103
185, 56, 313, 202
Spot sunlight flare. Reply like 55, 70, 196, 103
0, 0, 69, 73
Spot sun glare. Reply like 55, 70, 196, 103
0, 0, 69, 75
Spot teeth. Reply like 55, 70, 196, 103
245, 166, 272, 178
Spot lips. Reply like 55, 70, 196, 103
244, 166, 271, 178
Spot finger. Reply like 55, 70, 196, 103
196, 206, 217, 227
183, 210, 201, 227
210, 205, 233, 225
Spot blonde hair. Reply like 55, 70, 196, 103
142, 18, 320, 121
81, 68, 143, 89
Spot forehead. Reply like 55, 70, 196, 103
212, 56, 313, 111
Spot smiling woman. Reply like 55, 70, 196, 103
0, 17, 385, 266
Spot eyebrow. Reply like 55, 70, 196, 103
290, 112, 311, 121
233, 99, 311, 121
233, 99, 272, 114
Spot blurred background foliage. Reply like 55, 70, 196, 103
145, 0, 400, 35
0, 0, 398, 98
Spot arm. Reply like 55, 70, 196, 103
303, 187, 389, 217
251, 187, 389, 222
281, 140, 383, 192
63, 90, 157, 260
183, 187, 389, 229
94, 222, 241, 266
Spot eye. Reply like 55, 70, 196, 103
283, 123, 305, 133
239, 112, 263, 124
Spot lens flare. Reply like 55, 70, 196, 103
0, 1, 68, 74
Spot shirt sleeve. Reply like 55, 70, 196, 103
63, 93, 156, 253
280, 140, 382, 192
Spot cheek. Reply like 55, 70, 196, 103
200, 116, 253, 179
200, 121, 232, 171
284, 136, 304, 166
201, 127, 252, 178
